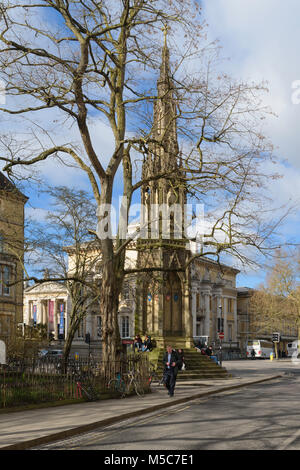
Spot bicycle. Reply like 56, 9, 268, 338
108, 370, 145, 398
72, 368, 100, 402
148, 362, 164, 388
76, 378, 99, 401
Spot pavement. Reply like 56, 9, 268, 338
0, 364, 284, 450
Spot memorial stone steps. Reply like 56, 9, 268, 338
152, 349, 231, 381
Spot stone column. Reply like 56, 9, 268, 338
233, 298, 238, 341
41, 301, 45, 325
203, 289, 211, 340
44, 300, 48, 325
48, 299, 54, 336
224, 297, 228, 340
35, 300, 39, 325
183, 281, 193, 348
153, 294, 159, 334
59, 297, 67, 339
28, 300, 33, 325
65, 296, 71, 339
191, 283, 197, 339
43, 300, 47, 333
25, 300, 31, 325
54, 299, 59, 339
211, 280, 222, 336
215, 291, 222, 340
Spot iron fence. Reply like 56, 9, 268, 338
0, 354, 150, 409
215, 350, 247, 361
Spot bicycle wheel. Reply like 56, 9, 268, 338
80, 384, 94, 401
84, 382, 100, 401
149, 372, 162, 387
133, 379, 145, 397
108, 378, 126, 397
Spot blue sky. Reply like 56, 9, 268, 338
4, 0, 300, 288
201, 0, 300, 286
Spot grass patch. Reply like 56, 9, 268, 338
148, 349, 163, 367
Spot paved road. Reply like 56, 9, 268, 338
35, 363, 300, 451
223, 358, 300, 378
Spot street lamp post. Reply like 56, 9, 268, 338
219, 305, 223, 367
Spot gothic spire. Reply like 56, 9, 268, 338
140, 29, 187, 243
157, 24, 172, 96
151, 28, 179, 172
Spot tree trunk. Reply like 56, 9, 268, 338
63, 320, 79, 373
100, 258, 123, 365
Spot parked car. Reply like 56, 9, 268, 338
38, 349, 63, 359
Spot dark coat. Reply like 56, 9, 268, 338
176, 350, 185, 369
162, 350, 180, 376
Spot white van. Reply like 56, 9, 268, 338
286, 341, 299, 358
247, 340, 273, 359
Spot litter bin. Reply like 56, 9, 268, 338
270, 352, 274, 361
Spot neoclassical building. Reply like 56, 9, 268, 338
190, 259, 239, 347
23, 275, 137, 358
23, 280, 69, 339
0, 172, 28, 344
23, 243, 139, 357
23, 247, 239, 356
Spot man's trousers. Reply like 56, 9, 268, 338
163, 369, 177, 396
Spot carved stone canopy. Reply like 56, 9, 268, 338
202, 267, 211, 283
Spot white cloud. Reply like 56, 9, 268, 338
25, 206, 50, 222
203, 0, 300, 168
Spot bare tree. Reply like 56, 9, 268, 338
250, 250, 300, 357
0, 0, 289, 362
27, 186, 101, 365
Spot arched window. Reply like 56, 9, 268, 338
0, 265, 11, 296
120, 316, 130, 338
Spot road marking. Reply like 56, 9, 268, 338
171, 405, 190, 413
63, 412, 171, 449
47, 404, 194, 450
278, 428, 300, 450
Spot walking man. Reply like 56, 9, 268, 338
162, 345, 180, 397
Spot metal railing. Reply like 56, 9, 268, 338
0, 354, 150, 409
215, 350, 247, 361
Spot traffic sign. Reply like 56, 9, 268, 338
122, 339, 134, 344
218, 332, 224, 340
272, 332, 280, 343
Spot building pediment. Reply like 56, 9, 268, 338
25, 281, 67, 295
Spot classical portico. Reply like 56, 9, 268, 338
24, 282, 69, 340
189, 261, 239, 346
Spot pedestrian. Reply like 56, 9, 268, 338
142, 335, 153, 352
177, 348, 185, 370
207, 346, 219, 364
194, 340, 203, 352
134, 334, 143, 352
251, 348, 256, 360
162, 345, 180, 397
